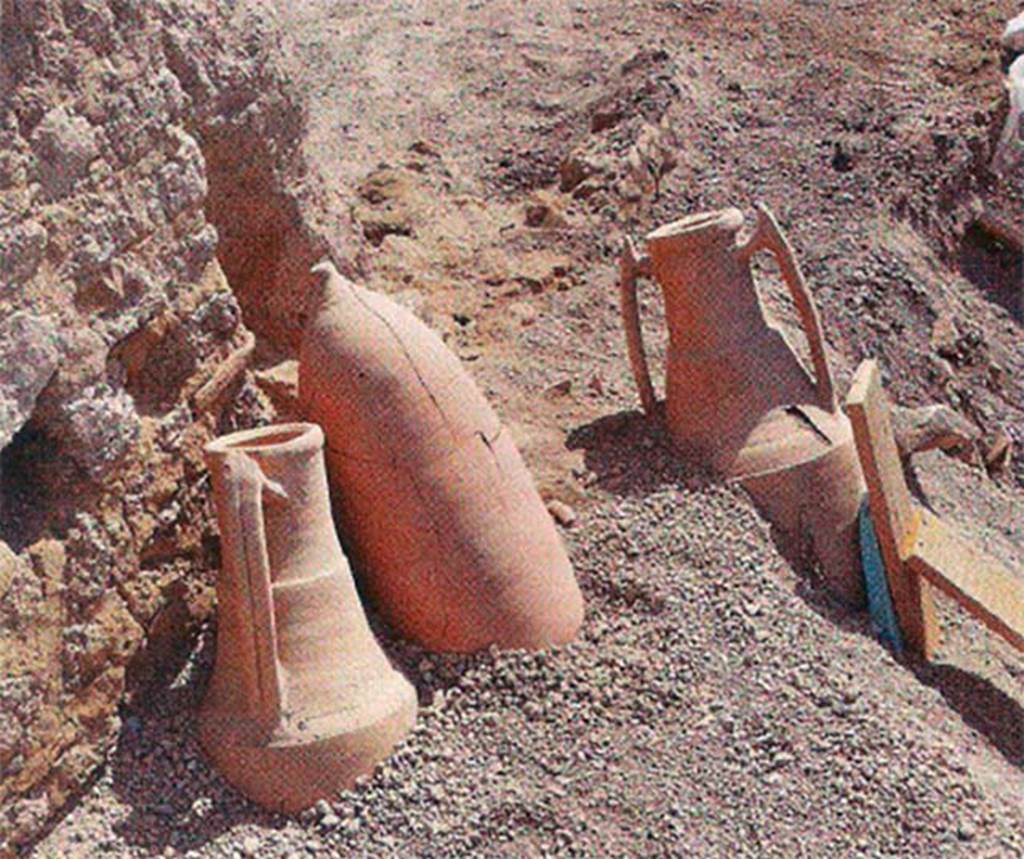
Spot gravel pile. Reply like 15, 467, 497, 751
32, 421, 1024, 857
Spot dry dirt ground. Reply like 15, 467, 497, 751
32, 0, 1024, 856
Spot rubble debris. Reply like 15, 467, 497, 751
523, 190, 572, 229
982, 428, 1013, 476
192, 331, 255, 415
547, 499, 577, 527
252, 360, 300, 418
890, 403, 979, 463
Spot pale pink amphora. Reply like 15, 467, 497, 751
299, 261, 584, 653
199, 422, 417, 813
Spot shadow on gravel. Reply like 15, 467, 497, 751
567, 406, 920, 671
565, 406, 718, 498
567, 406, 870, 619
101, 611, 485, 855
107, 630, 279, 855
568, 407, 1024, 780
915, 661, 1024, 769
771, 523, 882, 640
957, 220, 1022, 322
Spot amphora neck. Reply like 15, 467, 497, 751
645, 208, 745, 250
205, 423, 324, 485
205, 423, 335, 587
307, 259, 359, 321
645, 208, 763, 343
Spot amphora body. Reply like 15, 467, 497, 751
199, 423, 416, 812
620, 205, 865, 605
299, 262, 583, 653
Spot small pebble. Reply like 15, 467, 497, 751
547, 499, 577, 527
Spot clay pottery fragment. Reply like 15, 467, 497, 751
620, 205, 866, 606
738, 406, 866, 605
299, 262, 583, 653
199, 423, 416, 813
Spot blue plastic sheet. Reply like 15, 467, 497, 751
859, 498, 904, 654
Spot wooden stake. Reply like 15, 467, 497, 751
844, 360, 940, 659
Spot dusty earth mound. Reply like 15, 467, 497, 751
6, 0, 1024, 856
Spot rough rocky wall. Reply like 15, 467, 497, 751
160, 2, 357, 354
0, 1, 344, 852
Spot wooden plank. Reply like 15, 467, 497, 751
907, 510, 1024, 653
844, 360, 940, 658
846, 361, 916, 546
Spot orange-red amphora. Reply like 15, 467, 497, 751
199, 423, 417, 812
299, 261, 584, 652
620, 205, 866, 605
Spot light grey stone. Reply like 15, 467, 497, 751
0, 541, 43, 626
1003, 12, 1024, 54
0, 221, 48, 288
30, 106, 100, 198
156, 128, 207, 218
63, 513, 114, 609
0, 313, 62, 450
58, 383, 141, 479
61, 0, 116, 53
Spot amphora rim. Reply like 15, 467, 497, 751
645, 207, 745, 246
205, 422, 323, 459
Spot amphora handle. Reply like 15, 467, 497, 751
737, 203, 837, 413
222, 450, 288, 723
618, 237, 658, 416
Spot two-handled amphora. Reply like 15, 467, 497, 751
199, 423, 417, 813
620, 205, 866, 605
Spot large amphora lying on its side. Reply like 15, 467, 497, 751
299, 261, 583, 653
619, 205, 866, 606
199, 423, 417, 812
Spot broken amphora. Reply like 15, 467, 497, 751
199, 423, 417, 813
620, 205, 866, 606
299, 261, 584, 653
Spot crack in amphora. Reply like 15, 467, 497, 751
347, 283, 457, 441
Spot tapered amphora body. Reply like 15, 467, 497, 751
299, 262, 583, 653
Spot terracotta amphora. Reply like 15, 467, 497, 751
299, 261, 583, 653
199, 423, 417, 813
620, 205, 866, 606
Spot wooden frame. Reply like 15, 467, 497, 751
845, 360, 1024, 658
